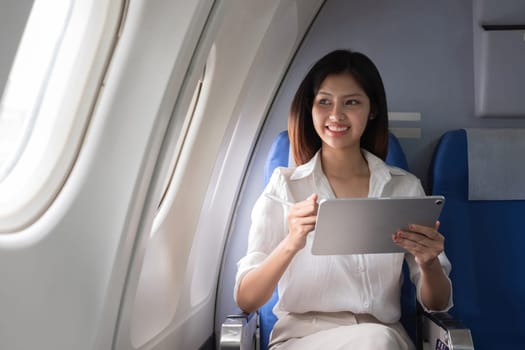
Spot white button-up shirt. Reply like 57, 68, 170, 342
235, 150, 453, 323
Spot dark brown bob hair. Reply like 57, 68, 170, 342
288, 49, 389, 165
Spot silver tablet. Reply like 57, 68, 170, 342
311, 196, 445, 255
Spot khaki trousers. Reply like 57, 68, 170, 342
269, 311, 415, 350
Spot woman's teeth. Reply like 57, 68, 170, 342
327, 125, 349, 132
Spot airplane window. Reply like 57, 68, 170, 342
130, 67, 206, 347
0, 0, 123, 232
157, 72, 204, 211
0, 0, 73, 182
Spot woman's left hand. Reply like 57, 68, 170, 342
392, 221, 444, 268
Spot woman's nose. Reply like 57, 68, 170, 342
328, 104, 345, 121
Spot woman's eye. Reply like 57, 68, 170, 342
318, 99, 330, 106
345, 99, 359, 106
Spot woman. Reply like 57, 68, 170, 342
234, 49, 452, 349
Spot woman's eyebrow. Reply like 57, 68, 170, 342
316, 90, 364, 98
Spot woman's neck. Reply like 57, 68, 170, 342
320, 146, 370, 198
320, 146, 369, 180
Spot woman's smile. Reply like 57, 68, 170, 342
325, 123, 350, 134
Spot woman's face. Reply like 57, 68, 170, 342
312, 72, 371, 153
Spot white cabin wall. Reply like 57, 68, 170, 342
0, 0, 326, 349
0, 0, 214, 349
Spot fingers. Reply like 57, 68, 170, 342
289, 215, 317, 227
286, 193, 319, 251
393, 231, 434, 249
406, 223, 441, 240
289, 193, 318, 216
299, 192, 318, 208
393, 221, 444, 266
394, 227, 443, 250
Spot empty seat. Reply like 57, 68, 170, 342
430, 128, 525, 349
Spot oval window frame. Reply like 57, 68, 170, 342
0, 0, 126, 233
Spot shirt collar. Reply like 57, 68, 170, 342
365, 149, 392, 196
289, 149, 397, 197
289, 151, 322, 181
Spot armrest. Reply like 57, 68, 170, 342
421, 311, 474, 350
219, 312, 258, 350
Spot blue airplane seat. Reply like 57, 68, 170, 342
263, 130, 291, 185
259, 130, 413, 350
430, 128, 525, 350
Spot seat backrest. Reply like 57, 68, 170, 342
430, 129, 525, 350
259, 131, 411, 350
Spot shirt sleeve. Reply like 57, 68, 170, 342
233, 168, 289, 304
405, 252, 454, 313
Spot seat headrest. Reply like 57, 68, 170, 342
264, 131, 291, 185
466, 128, 525, 200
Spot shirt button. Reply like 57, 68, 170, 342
363, 301, 369, 308
358, 265, 365, 272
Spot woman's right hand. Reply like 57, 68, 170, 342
285, 193, 318, 252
